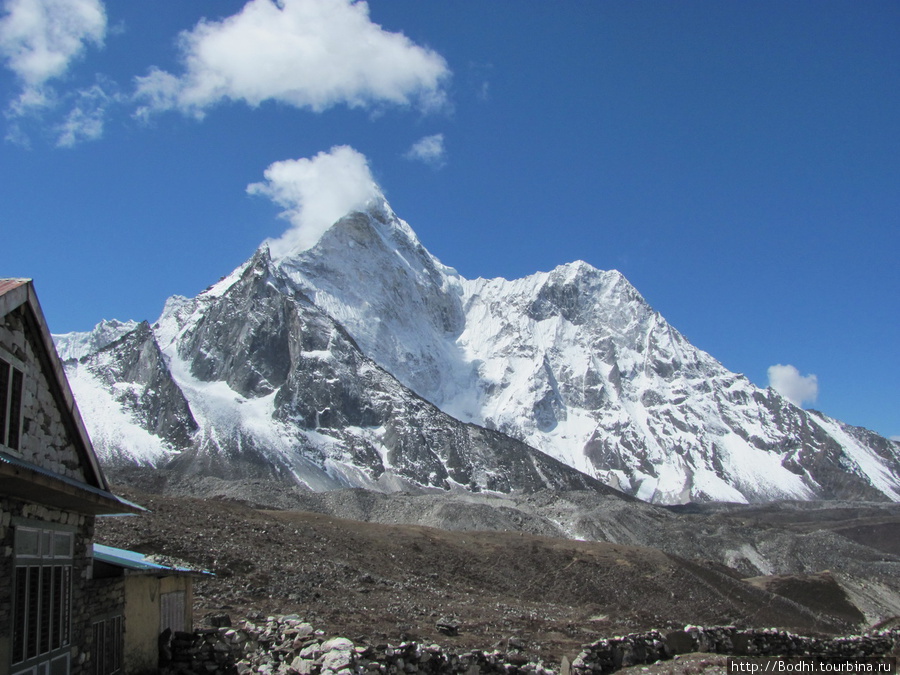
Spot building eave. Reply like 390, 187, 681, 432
0, 451, 143, 515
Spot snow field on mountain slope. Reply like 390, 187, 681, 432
54, 319, 140, 362
157, 302, 318, 477
65, 362, 177, 465
809, 415, 900, 500
456, 295, 815, 502
456, 274, 705, 480
161, 346, 300, 458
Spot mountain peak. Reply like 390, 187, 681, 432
265, 195, 402, 262
519, 260, 648, 326
54, 318, 140, 362
54, 200, 900, 504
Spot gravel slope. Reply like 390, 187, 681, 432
95, 485, 870, 665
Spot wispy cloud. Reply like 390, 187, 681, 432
768, 364, 818, 407
0, 0, 106, 111
135, 0, 450, 119
247, 145, 381, 257
404, 133, 445, 167
55, 79, 115, 146
467, 61, 493, 102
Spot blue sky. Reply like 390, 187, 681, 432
0, 0, 897, 440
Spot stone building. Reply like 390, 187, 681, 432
0, 278, 141, 675
92, 544, 202, 675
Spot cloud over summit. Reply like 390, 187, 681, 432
248, 145, 381, 257
136, 0, 450, 118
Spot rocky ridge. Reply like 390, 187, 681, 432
65, 249, 612, 495
55, 201, 900, 503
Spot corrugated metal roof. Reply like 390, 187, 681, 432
93, 544, 172, 571
93, 543, 212, 576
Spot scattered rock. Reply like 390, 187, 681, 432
162, 615, 900, 675
436, 618, 460, 637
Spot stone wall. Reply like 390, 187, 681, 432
1, 306, 86, 482
163, 614, 557, 675
571, 625, 900, 674
161, 615, 900, 675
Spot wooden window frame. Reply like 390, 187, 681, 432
10, 523, 74, 674
92, 616, 123, 675
0, 355, 24, 452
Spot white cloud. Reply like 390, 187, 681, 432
55, 80, 113, 146
767, 364, 819, 407
135, 0, 450, 118
247, 145, 381, 256
405, 133, 445, 167
891, 436, 900, 443
0, 0, 106, 108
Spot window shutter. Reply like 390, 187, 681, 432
0, 358, 9, 445
0, 357, 24, 450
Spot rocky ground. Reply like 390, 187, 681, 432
94, 478, 900, 667
615, 653, 731, 675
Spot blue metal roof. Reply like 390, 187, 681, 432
93, 544, 210, 575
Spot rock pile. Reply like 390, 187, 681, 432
162, 615, 900, 675
162, 614, 556, 675
571, 625, 900, 674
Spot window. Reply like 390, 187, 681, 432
11, 526, 73, 673
1, 356, 24, 451
92, 616, 123, 675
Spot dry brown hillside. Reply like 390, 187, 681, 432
96, 486, 859, 664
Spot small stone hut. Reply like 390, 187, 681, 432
92, 544, 206, 675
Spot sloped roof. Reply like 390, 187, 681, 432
0, 450, 142, 515
93, 544, 211, 576
0, 278, 140, 515
0, 278, 29, 299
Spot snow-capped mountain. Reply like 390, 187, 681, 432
54, 200, 900, 503
55, 318, 138, 361
57, 241, 611, 496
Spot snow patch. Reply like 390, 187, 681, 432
66, 362, 178, 465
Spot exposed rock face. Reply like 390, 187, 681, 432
54, 201, 900, 503
62, 320, 196, 466
63, 246, 611, 495
88, 321, 197, 449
